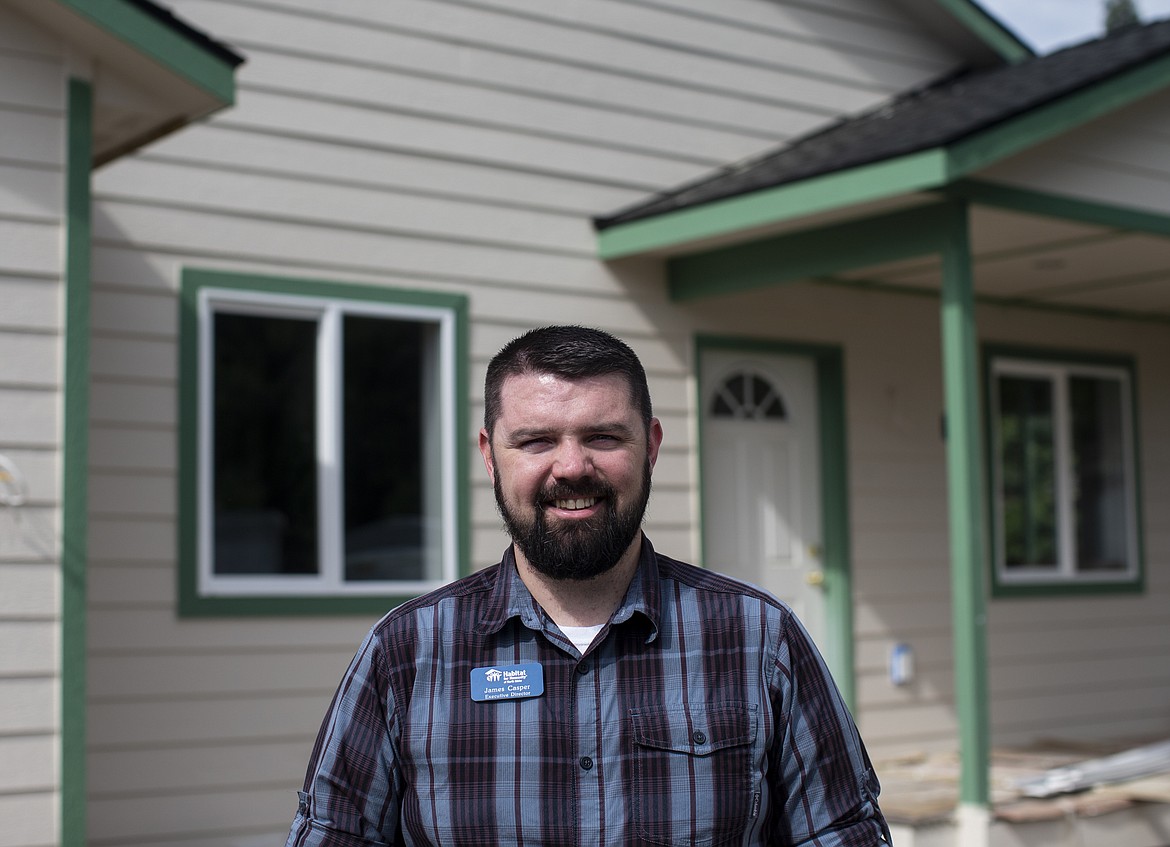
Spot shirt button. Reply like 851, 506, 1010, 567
580, 756, 594, 771
575, 662, 589, 675
692, 730, 707, 745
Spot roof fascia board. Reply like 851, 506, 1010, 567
53, 0, 236, 105
946, 179, 1170, 235
598, 149, 951, 260
928, 0, 1032, 64
601, 52, 1170, 261
946, 51, 1170, 177
668, 202, 952, 301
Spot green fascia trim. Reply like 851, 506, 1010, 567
178, 268, 470, 617
600, 52, 1170, 263
946, 179, 1170, 236
62, 78, 93, 847
669, 202, 952, 301
948, 53, 1170, 178
938, 202, 990, 807
598, 150, 950, 260
55, 0, 236, 105
981, 344, 1146, 600
929, 0, 1033, 64
693, 335, 856, 709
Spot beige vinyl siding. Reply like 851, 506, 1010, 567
0, 7, 66, 847
981, 88, 1170, 217
681, 280, 1170, 759
83, 0, 975, 842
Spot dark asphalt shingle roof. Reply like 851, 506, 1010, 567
596, 19, 1170, 229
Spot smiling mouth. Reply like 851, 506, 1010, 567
553, 497, 598, 511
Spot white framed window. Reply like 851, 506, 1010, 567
988, 352, 1142, 594
179, 270, 467, 613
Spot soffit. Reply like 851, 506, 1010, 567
8, 0, 242, 165
829, 205, 1170, 320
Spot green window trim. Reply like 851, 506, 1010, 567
178, 268, 470, 616
983, 344, 1145, 598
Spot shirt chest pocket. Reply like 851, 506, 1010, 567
629, 702, 758, 847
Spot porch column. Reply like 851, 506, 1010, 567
938, 202, 991, 841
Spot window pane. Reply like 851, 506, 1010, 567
997, 375, 1058, 569
343, 316, 435, 582
1070, 375, 1129, 572
213, 313, 319, 575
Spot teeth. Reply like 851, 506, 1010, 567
555, 497, 596, 510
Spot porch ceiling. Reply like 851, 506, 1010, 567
829, 203, 1170, 321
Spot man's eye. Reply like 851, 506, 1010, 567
590, 434, 620, 445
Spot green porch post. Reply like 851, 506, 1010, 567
62, 77, 93, 847
938, 202, 991, 817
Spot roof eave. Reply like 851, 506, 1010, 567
597, 47, 1170, 260
915, 0, 1034, 65
11, 0, 243, 166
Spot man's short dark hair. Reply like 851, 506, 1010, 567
484, 325, 653, 438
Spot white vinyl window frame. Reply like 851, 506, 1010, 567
988, 355, 1141, 592
196, 286, 460, 599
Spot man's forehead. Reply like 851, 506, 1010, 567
496, 371, 637, 420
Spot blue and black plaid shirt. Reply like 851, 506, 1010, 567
286, 537, 890, 846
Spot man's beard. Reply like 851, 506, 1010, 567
494, 461, 652, 581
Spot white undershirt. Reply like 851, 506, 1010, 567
559, 624, 605, 655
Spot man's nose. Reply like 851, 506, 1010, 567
552, 439, 593, 479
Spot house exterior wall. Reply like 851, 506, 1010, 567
980, 88, 1170, 218
75, 0, 1161, 844
676, 281, 1170, 761
0, 7, 69, 846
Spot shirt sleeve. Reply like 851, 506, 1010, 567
766, 612, 892, 846
285, 628, 403, 847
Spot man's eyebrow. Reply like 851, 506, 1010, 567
504, 421, 638, 442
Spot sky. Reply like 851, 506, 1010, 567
977, 0, 1170, 53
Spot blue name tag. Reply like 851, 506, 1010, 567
470, 662, 544, 702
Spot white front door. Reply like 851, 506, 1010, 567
700, 349, 825, 646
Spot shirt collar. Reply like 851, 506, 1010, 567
474, 535, 661, 643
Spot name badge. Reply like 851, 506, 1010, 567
470, 662, 544, 702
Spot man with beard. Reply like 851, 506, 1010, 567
286, 326, 890, 847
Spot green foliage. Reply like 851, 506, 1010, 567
1105, 0, 1142, 32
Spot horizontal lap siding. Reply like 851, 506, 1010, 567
0, 8, 65, 847
86, 0, 965, 842
982, 89, 1170, 216
663, 282, 1170, 761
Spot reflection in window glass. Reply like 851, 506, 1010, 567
990, 354, 1139, 591
343, 316, 436, 582
997, 375, 1057, 570
1070, 376, 1127, 571
213, 313, 319, 576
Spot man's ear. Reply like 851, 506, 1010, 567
478, 428, 496, 483
647, 417, 664, 469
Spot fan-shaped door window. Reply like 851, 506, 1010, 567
711, 371, 788, 421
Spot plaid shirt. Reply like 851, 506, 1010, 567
286, 537, 890, 846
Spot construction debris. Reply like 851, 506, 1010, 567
877, 739, 1170, 827
1015, 739, 1170, 798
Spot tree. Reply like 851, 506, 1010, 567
1105, 0, 1141, 32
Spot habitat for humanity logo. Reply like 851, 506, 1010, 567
484, 667, 527, 683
